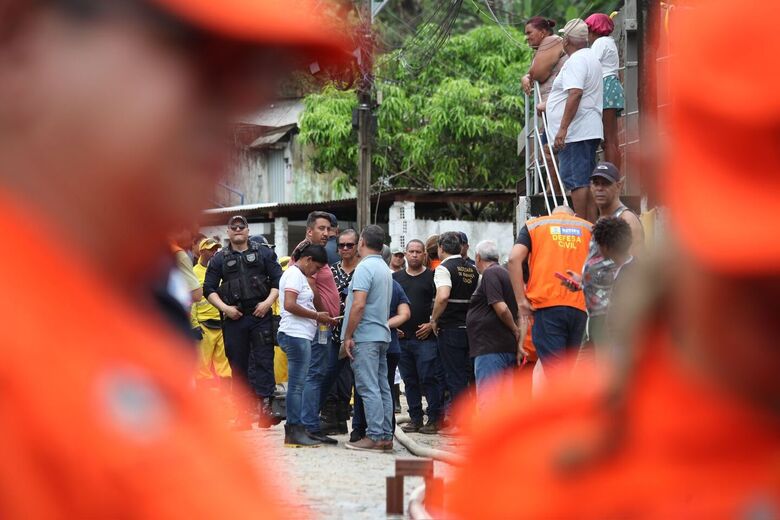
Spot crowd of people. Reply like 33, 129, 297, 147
184, 153, 643, 452
1, 0, 777, 515
524, 13, 624, 222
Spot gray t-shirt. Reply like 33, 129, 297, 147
342, 254, 392, 343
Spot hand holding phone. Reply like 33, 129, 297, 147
555, 271, 582, 291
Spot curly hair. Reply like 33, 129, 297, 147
593, 217, 632, 256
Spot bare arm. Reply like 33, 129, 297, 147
342, 290, 367, 360
621, 211, 646, 258
528, 42, 563, 83
283, 290, 331, 323
190, 287, 203, 304
388, 303, 411, 330
553, 88, 583, 151
508, 244, 532, 318
343, 290, 367, 341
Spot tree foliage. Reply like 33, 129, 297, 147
299, 24, 532, 194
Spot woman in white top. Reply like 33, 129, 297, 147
277, 244, 335, 447
586, 13, 624, 168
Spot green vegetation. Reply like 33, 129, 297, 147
299, 0, 617, 195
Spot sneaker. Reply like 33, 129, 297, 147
349, 429, 366, 443
418, 421, 440, 435
306, 430, 338, 445
400, 421, 423, 433
345, 437, 385, 452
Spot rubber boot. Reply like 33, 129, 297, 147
284, 424, 322, 448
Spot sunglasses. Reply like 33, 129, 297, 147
338, 242, 356, 249
229, 223, 247, 231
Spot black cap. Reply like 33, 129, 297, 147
590, 162, 621, 183
228, 215, 248, 226
326, 212, 338, 227
458, 231, 468, 245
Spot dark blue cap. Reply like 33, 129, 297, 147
590, 162, 621, 183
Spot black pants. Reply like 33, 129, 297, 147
222, 314, 275, 398
437, 328, 474, 408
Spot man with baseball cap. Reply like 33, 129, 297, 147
389, 247, 406, 273
540, 18, 603, 222
437, 0, 780, 516
589, 162, 644, 256
192, 237, 232, 388
0, 0, 347, 515
204, 215, 283, 429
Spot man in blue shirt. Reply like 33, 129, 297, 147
350, 278, 410, 441
342, 225, 393, 452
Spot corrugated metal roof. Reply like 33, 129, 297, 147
249, 124, 296, 148
202, 188, 515, 222
240, 99, 304, 128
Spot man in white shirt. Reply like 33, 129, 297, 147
541, 18, 603, 223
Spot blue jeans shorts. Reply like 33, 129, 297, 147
558, 138, 600, 191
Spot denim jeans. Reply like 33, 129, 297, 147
474, 352, 517, 412
277, 332, 312, 426
350, 341, 393, 441
398, 339, 444, 424
353, 352, 399, 435
437, 328, 473, 407
301, 335, 333, 433
532, 306, 587, 369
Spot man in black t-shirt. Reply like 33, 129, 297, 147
466, 240, 521, 412
393, 239, 445, 434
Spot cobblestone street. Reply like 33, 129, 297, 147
238, 413, 457, 519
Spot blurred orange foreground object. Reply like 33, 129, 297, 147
0, 195, 292, 518
152, 0, 351, 55
664, 0, 780, 273
437, 335, 780, 518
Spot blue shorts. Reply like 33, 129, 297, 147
558, 138, 600, 191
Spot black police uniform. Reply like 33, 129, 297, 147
203, 241, 283, 403
437, 256, 479, 403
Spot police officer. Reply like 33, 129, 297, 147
205, 215, 283, 430
430, 231, 479, 425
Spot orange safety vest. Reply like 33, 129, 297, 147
0, 194, 288, 518
525, 214, 591, 312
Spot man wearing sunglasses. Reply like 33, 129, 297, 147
204, 215, 283, 430
0, 0, 346, 514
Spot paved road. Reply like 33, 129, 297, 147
238, 420, 457, 519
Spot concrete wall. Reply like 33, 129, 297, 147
411, 220, 515, 264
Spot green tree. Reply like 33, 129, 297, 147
299, 24, 532, 196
